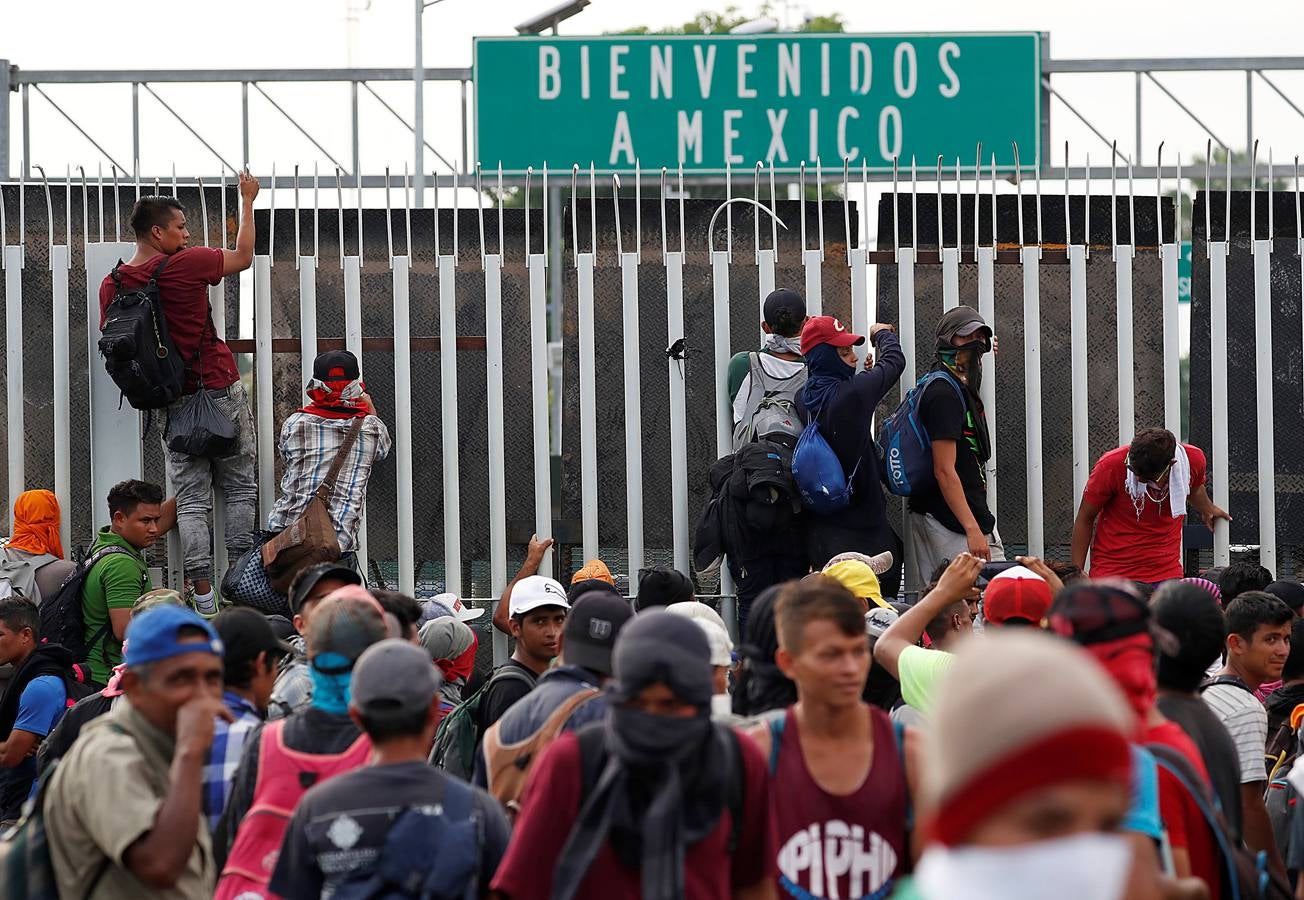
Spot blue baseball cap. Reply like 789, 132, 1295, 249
124, 605, 224, 668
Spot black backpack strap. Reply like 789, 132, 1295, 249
722, 727, 746, 854
147, 254, 170, 285
81, 545, 134, 670
110, 259, 125, 290
1200, 674, 1256, 696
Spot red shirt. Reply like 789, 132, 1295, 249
491, 729, 777, 900
1147, 721, 1221, 900
1084, 444, 1207, 582
98, 248, 238, 392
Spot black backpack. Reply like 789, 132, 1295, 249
37, 546, 132, 683
99, 257, 186, 410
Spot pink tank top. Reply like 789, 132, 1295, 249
214, 719, 371, 900
770, 706, 907, 900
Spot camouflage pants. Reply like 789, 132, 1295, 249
160, 380, 258, 583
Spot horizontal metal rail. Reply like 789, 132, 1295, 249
10, 67, 472, 84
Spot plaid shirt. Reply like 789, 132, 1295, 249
203, 691, 263, 831
267, 413, 392, 552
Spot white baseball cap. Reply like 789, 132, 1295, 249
693, 619, 734, 668
509, 575, 571, 617
424, 592, 486, 622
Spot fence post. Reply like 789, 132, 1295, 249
0, 61, 10, 178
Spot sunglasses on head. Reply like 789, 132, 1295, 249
1125, 457, 1174, 483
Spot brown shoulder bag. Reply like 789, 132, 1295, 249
261, 417, 363, 593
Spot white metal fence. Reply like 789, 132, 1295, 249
1, 145, 1302, 611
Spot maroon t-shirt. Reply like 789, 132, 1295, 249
491, 728, 777, 900
771, 706, 907, 899
98, 247, 238, 392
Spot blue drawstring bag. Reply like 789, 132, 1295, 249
791, 417, 860, 514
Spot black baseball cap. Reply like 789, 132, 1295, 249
288, 562, 363, 616
313, 349, 360, 382
762, 289, 806, 333
214, 607, 296, 677
563, 592, 635, 676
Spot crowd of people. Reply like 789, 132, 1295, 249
0, 187, 1297, 900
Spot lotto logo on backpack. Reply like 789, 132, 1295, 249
878, 371, 967, 497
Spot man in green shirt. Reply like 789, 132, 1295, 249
81, 481, 176, 686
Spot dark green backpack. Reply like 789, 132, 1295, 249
428, 666, 536, 779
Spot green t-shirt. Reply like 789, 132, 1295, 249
897, 645, 955, 715
80, 527, 150, 685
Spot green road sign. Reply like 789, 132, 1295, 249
473, 32, 1042, 174
1179, 240, 1191, 305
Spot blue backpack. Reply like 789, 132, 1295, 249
791, 415, 859, 515
878, 371, 967, 497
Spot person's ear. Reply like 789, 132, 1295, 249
427, 696, 441, 729
775, 645, 797, 680
761, 321, 773, 335
1227, 633, 1245, 656
348, 705, 364, 730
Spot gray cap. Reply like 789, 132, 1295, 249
350, 638, 442, 714
936, 305, 993, 343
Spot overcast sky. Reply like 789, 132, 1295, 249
4, 0, 1304, 184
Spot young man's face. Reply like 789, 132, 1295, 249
152, 209, 190, 253
510, 605, 567, 661
124, 642, 224, 737
836, 344, 858, 369
1232, 621, 1292, 683
112, 502, 162, 550
777, 618, 870, 707
0, 619, 34, 666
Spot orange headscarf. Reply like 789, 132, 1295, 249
571, 559, 614, 586
8, 490, 63, 559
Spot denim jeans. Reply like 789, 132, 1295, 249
160, 380, 258, 583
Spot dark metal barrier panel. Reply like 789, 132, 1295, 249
1191, 191, 1304, 577
875, 194, 1172, 558
560, 199, 855, 589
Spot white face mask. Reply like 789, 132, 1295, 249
710, 693, 733, 719
915, 833, 1132, 900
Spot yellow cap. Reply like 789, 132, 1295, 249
821, 559, 888, 609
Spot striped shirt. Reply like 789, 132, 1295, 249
267, 413, 392, 552
1202, 681, 1268, 783
203, 691, 263, 831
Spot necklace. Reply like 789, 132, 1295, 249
1132, 482, 1170, 520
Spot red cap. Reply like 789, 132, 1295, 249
983, 565, 1053, 626
800, 315, 865, 350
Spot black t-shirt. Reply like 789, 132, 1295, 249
1156, 692, 1244, 841
907, 376, 995, 535
269, 761, 511, 900
475, 660, 538, 739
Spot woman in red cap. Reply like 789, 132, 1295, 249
797, 316, 906, 598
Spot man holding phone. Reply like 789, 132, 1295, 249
1071, 427, 1230, 583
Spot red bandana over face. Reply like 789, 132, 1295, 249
303, 376, 368, 419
